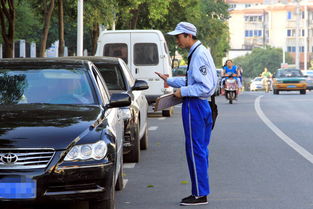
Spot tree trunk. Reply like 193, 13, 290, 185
91, 23, 99, 56
58, 0, 64, 57
39, 0, 55, 57
0, 0, 15, 58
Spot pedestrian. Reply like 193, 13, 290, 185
155, 22, 218, 206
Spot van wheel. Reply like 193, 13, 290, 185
140, 127, 148, 150
162, 107, 173, 117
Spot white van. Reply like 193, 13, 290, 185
95, 30, 174, 116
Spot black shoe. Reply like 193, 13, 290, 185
180, 195, 208, 206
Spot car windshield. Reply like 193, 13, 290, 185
0, 67, 96, 105
173, 66, 187, 76
277, 69, 303, 78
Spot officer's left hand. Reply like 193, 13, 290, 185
174, 88, 182, 98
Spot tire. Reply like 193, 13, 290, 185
162, 107, 173, 117
115, 153, 124, 191
124, 123, 140, 163
140, 127, 148, 150
273, 89, 278, 94
300, 89, 306, 94
89, 180, 115, 209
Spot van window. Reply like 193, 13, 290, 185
104, 44, 128, 64
134, 43, 159, 66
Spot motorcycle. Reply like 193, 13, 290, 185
222, 73, 239, 104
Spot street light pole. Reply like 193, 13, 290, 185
295, 0, 300, 69
77, 0, 83, 56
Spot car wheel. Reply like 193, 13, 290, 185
162, 107, 174, 117
273, 89, 278, 94
89, 179, 115, 209
124, 123, 140, 163
140, 127, 149, 150
115, 153, 124, 191
300, 89, 306, 94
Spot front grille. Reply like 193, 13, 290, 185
283, 80, 300, 83
0, 149, 55, 169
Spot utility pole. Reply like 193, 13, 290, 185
77, 0, 83, 56
295, 0, 300, 69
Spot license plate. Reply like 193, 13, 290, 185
287, 85, 296, 88
0, 177, 36, 199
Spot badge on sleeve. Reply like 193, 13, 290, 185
199, 65, 207, 75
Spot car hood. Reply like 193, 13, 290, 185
0, 104, 103, 150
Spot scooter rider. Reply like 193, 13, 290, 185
221, 60, 241, 90
155, 22, 218, 206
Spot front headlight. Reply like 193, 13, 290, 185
64, 141, 108, 161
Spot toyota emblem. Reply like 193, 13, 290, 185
1, 153, 18, 164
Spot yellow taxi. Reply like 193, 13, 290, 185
272, 68, 307, 94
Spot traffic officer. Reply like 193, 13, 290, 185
155, 22, 217, 206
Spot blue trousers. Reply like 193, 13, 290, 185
182, 97, 213, 196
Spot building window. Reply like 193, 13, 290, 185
287, 11, 292, 19
299, 46, 304, 52
302, 29, 305, 37
245, 4, 251, 8
287, 46, 296, 52
287, 29, 296, 37
229, 4, 236, 9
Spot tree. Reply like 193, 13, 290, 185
84, 0, 117, 55
233, 47, 293, 78
39, 0, 55, 57
58, 0, 64, 56
0, 0, 15, 58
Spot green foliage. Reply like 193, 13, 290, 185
15, 1, 41, 42
2, 0, 229, 60
233, 47, 293, 78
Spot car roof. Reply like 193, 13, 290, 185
57, 56, 121, 65
278, 68, 300, 71
0, 57, 91, 68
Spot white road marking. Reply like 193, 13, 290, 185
255, 95, 313, 165
158, 117, 166, 120
124, 163, 136, 169
148, 126, 159, 131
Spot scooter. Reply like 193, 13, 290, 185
263, 77, 271, 93
222, 73, 239, 104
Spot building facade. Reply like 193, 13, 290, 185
227, 0, 313, 70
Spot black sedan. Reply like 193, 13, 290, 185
60, 56, 149, 163
0, 58, 130, 209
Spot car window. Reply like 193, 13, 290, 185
173, 66, 187, 76
134, 43, 159, 66
119, 60, 135, 88
91, 66, 110, 104
104, 43, 128, 64
277, 69, 302, 77
0, 67, 96, 105
96, 63, 127, 91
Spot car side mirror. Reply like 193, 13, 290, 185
108, 93, 131, 108
132, 80, 149, 91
